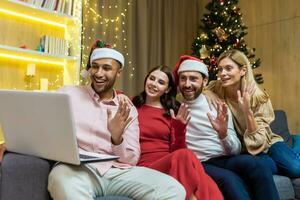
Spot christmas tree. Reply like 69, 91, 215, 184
191, 0, 262, 83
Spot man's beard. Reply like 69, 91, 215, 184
180, 84, 204, 101
91, 75, 117, 96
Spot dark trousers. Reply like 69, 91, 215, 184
202, 154, 280, 200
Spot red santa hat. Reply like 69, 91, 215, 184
90, 46, 124, 68
173, 55, 208, 84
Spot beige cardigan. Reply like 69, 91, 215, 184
207, 81, 283, 155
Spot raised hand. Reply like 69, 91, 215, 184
237, 80, 256, 113
207, 101, 228, 139
170, 103, 191, 125
107, 99, 132, 145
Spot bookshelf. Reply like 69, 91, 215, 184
0, 0, 82, 90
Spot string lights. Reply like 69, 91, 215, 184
81, 0, 134, 85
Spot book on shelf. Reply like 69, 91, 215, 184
17, 0, 74, 16
40, 35, 69, 56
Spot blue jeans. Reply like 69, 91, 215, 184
257, 152, 278, 174
268, 141, 300, 177
203, 154, 279, 200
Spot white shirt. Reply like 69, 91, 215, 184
185, 94, 241, 161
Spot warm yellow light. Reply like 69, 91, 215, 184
90, 8, 101, 18
0, 8, 66, 28
0, 53, 66, 66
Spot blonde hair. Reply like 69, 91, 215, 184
217, 49, 269, 103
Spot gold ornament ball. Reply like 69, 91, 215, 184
200, 33, 208, 41
213, 44, 221, 49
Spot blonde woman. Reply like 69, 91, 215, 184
205, 49, 300, 178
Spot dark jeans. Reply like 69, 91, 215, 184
267, 141, 300, 177
203, 154, 279, 200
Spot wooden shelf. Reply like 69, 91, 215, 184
0, 0, 82, 88
0, 44, 77, 65
0, 0, 76, 27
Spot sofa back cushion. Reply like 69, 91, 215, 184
270, 110, 293, 147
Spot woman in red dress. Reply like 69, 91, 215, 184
132, 65, 223, 200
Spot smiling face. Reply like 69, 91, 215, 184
144, 69, 170, 102
218, 57, 246, 88
89, 58, 122, 98
178, 71, 208, 101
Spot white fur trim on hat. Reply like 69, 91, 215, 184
177, 60, 209, 77
90, 48, 125, 67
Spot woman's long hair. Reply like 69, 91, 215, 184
132, 65, 180, 117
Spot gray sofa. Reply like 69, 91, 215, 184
0, 110, 299, 200
270, 110, 300, 200
0, 153, 133, 200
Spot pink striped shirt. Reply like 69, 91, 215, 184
58, 85, 140, 175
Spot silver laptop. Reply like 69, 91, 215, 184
0, 89, 119, 165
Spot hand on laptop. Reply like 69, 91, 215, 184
0, 143, 6, 162
107, 99, 132, 145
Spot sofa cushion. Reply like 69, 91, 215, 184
1, 152, 51, 200
270, 110, 294, 147
292, 178, 300, 199
273, 175, 295, 200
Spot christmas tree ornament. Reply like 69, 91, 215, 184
199, 45, 210, 59
214, 27, 228, 42
222, 11, 228, 18
233, 38, 240, 47
213, 44, 221, 50
209, 55, 217, 66
200, 33, 208, 41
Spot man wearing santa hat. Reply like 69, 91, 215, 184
47, 40, 185, 200
174, 55, 279, 200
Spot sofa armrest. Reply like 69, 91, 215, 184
270, 110, 294, 147
0, 152, 51, 200
292, 135, 300, 153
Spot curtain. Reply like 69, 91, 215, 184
82, 0, 202, 96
